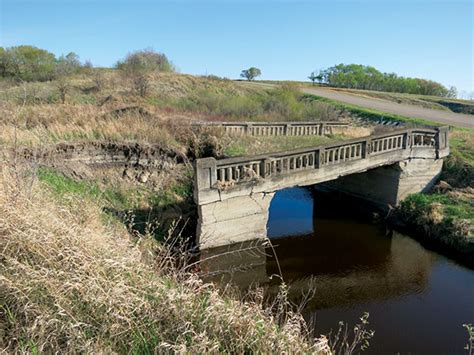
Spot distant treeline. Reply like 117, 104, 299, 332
0, 45, 174, 83
0, 45, 92, 81
311, 64, 455, 98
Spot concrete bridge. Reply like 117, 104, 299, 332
194, 126, 449, 249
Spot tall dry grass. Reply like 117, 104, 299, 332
0, 165, 331, 353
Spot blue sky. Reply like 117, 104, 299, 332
1, 0, 473, 93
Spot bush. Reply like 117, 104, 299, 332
115, 48, 174, 76
116, 49, 174, 97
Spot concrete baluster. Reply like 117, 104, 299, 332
363, 139, 371, 158
226, 167, 233, 181
254, 162, 261, 176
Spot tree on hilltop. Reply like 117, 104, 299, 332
116, 48, 174, 76
240, 67, 261, 81
115, 48, 174, 97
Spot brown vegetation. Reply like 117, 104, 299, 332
0, 162, 332, 353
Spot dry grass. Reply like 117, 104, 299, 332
0, 100, 194, 148
0, 165, 331, 353
0, 72, 355, 149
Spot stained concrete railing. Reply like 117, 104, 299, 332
194, 126, 449, 204
191, 121, 349, 136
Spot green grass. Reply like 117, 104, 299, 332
399, 192, 473, 254
402, 193, 473, 222
441, 129, 474, 188
37, 167, 194, 241
38, 167, 131, 209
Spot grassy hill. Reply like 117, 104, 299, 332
326, 87, 474, 115
256, 80, 474, 115
0, 71, 348, 146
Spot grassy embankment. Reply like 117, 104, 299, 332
327, 87, 474, 115
302, 92, 474, 261
257, 80, 474, 115
0, 165, 331, 353
0, 71, 345, 149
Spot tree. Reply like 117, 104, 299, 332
0, 47, 11, 77
308, 71, 318, 86
447, 86, 458, 99
115, 48, 174, 76
56, 52, 82, 76
308, 70, 325, 85
1, 45, 56, 81
240, 67, 261, 81
116, 49, 174, 97
56, 77, 69, 104
317, 63, 451, 97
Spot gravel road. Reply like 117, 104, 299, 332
303, 87, 474, 129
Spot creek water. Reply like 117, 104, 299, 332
200, 187, 474, 354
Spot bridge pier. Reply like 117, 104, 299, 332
322, 158, 443, 209
197, 192, 275, 249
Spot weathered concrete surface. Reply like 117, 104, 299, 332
197, 192, 274, 248
323, 158, 443, 208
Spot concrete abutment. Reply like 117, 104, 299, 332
197, 192, 275, 249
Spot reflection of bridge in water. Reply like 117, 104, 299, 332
200, 191, 433, 310
195, 125, 449, 249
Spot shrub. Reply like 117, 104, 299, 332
115, 48, 174, 76
116, 49, 174, 97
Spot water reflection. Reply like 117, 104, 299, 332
200, 187, 474, 354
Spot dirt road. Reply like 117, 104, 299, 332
303, 87, 474, 129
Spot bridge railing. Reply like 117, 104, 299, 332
194, 126, 449, 193
191, 121, 349, 136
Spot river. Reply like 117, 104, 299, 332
200, 187, 474, 354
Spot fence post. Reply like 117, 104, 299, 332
261, 158, 271, 177
435, 126, 449, 150
363, 139, 371, 158
194, 157, 217, 203
245, 123, 253, 135
320, 123, 326, 135
316, 148, 324, 168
